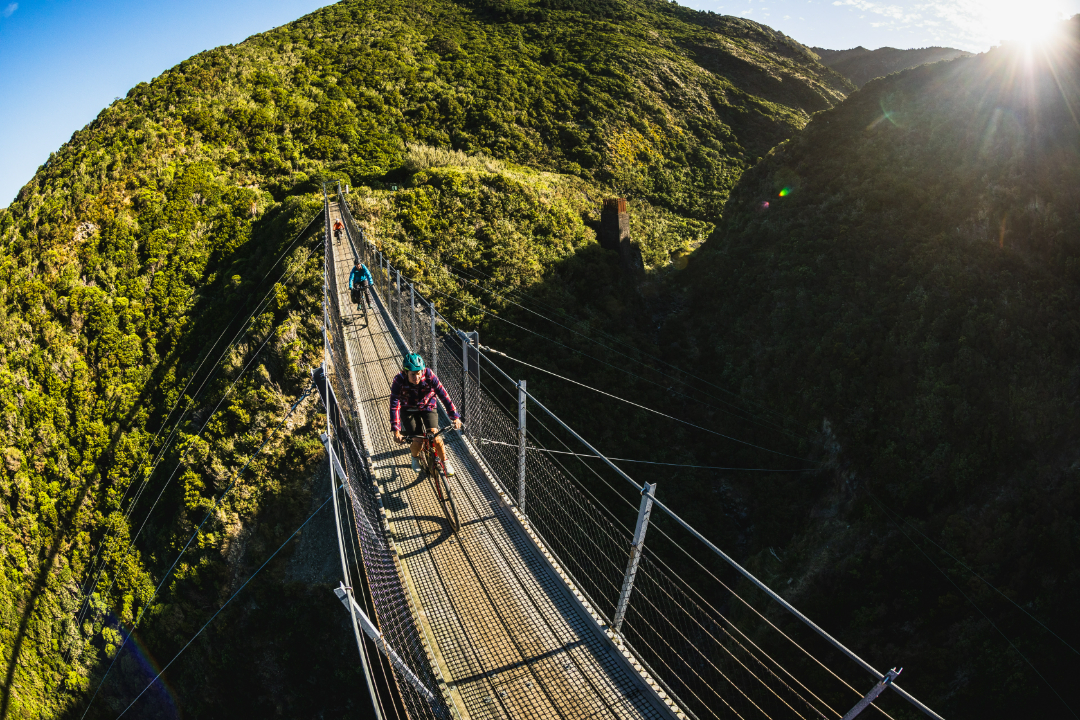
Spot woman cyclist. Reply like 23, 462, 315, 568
390, 353, 462, 474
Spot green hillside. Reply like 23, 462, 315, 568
0, 0, 852, 716
671, 19, 1080, 718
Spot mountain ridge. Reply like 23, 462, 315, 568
811, 44, 972, 87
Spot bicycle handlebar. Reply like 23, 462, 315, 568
402, 424, 463, 442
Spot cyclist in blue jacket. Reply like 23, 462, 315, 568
349, 261, 374, 309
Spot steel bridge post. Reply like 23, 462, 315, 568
842, 669, 902, 719
410, 284, 417, 350
461, 334, 469, 435
517, 380, 527, 511
430, 303, 438, 377
612, 482, 656, 634
394, 269, 401, 328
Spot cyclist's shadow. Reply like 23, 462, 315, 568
382, 466, 457, 550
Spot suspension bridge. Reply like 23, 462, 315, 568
317, 185, 945, 720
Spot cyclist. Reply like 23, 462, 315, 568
349, 261, 374, 309
390, 353, 462, 475
333, 219, 344, 241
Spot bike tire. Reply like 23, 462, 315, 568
425, 450, 444, 500
432, 455, 461, 532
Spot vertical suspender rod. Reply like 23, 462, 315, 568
612, 482, 656, 633
517, 380, 527, 511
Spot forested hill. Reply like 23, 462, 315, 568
812, 45, 971, 88
0, 0, 852, 716
671, 18, 1080, 718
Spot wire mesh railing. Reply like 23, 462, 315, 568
333, 187, 942, 720
322, 191, 454, 720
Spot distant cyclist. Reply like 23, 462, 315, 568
349, 261, 374, 309
333, 219, 344, 241
390, 353, 462, 474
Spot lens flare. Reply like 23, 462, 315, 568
110, 622, 180, 717
779, 187, 792, 197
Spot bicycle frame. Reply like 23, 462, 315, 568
405, 425, 461, 532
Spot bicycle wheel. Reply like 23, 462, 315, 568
432, 455, 461, 532
425, 449, 444, 501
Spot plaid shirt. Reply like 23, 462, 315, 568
389, 368, 459, 431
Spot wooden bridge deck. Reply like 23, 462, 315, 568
327, 203, 675, 720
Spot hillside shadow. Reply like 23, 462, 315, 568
49, 199, 326, 718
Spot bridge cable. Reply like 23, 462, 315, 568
478, 356, 889, 717
80, 384, 315, 720
479, 438, 814, 472
396, 241, 792, 430
340, 483, 398, 720
481, 378, 637, 584
421, 283, 811, 462
869, 489, 1079, 658
481, 372, 840, 719
113, 483, 340, 718
77, 234, 323, 622
80, 295, 300, 624
481, 344, 812, 463
446, 264, 802, 440
866, 488, 1079, 720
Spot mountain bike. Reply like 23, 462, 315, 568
351, 282, 370, 323
406, 425, 462, 532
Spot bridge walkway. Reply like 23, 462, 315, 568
327, 203, 673, 720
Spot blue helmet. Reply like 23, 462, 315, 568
403, 353, 425, 372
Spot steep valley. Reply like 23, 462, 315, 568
1, 0, 1078, 718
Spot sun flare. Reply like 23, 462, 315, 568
981, 0, 1068, 46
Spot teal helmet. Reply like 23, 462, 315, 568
403, 353, 425, 372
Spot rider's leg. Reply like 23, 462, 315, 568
403, 412, 423, 472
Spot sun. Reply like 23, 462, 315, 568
981, 0, 1068, 46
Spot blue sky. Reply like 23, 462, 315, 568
2, 0, 1078, 208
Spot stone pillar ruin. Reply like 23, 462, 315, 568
599, 198, 644, 273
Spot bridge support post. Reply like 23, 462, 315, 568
395, 269, 402, 328
612, 482, 656, 634
842, 668, 902, 719
517, 380, 527, 510
410, 284, 417, 350
430, 303, 438, 376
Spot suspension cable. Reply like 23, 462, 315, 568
77, 235, 322, 621
114, 483, 340, 718
80, 384, 315, 720
481, 344, 812, 462
478, 438, 814, 472
447, 264, 803, 440
392, 239, 794, 430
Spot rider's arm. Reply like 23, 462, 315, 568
429, 372, 460, 421
348, 268, 358, 289
389, 375, 404, 431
